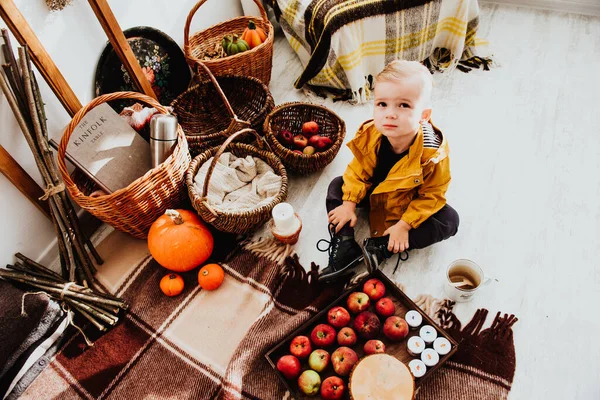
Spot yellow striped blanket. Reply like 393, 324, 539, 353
266, 0, 491, 102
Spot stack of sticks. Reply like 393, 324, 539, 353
0, 253, 127, 331
0, 29, 102, 286
0, 30, 127, 332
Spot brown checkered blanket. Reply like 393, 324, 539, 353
20, 231, 517, 399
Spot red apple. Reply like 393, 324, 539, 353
363, 278, 386, 301
297, 370, 321, 396
307, 135, 333, 152
320, 376, 345, 399
331, 346, 359, 376
276, 355, 301, 379
363, 339, 386, 355
353, 311, 381, 339
293, 134, 308, 149
308, 349, 330, 373
337, 327, 357, 346
302, 121, 319, 137
278, 129, 294, 147
383, 316, 409, 341
311, 324, 336, 348
290, 335, 312, 359
327, 306, 351, 328
346, 292, 370, 314
292, 149, 303, 155
375, 297, 396, 318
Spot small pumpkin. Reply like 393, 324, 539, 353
198, 263, 225, 291
225, 34, 249, 56
148, 209, 214, 272
160, 273, 184, 297
241, 20, 266, 49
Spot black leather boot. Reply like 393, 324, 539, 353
316, 224, 363, 283
362, 235, 409, 273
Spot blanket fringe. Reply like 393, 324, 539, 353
242, 237, 295, 266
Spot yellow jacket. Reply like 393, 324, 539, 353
342, 120, 451, 237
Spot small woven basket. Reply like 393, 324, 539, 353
57, 92, 191, 239
186, 128, 287, 234
263, 102, 346, 175
184, 0, 274, 84
171, 62, 274, 156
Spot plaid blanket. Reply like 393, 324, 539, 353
19, 231, 516, 399
267, 0, 491, 102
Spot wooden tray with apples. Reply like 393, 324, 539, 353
263, 102, 345, 175
265, 269, 459, 399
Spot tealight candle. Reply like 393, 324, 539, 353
433, 337, 452, 355
406, 336, 426, 357
271, 203, 299, 236
421, 348, 440, 367
419, 325, 438, 345
408, 359, 427, 378
405, 310, 423, 330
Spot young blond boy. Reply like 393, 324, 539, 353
317, 60, 459, 282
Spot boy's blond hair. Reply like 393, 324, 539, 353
375, 60, 433, 107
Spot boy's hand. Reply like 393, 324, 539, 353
383, 220, 412, 253
328, 201, 358, 233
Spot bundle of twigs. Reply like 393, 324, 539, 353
0, 253, 127, 332
0, 29, 103, 287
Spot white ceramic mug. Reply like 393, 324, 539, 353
444, 259, 492, 302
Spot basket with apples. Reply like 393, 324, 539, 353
263, 102, 346, 175
265, 270, 459, 399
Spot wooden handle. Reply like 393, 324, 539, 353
201, 128, 263, 198
0, 145, 51, 218
195, 61, 237, 120
184, 0, 268, 50
87, 0, 157, 100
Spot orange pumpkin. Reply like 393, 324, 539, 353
241, 20, 266, 49
148, 209, 214, 272
198, 263, 225, 291
160, 273, 185, 297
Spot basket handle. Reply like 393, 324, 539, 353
184, 0, 269, 51
57, 92, 170, 191
195, 61, 238, 121
201, 127, 264, 198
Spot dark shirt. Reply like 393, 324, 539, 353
370, 136, 409, 189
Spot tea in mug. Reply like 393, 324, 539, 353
448, 264, 481, 290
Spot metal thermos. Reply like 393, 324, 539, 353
149, 114, 178, 167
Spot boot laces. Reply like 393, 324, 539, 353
316, 223, 340, 266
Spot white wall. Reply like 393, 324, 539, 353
0, 0, 243, 268
481, 0, 600, 16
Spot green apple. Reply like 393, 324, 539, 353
297, 370, 321, 396
308, 349, 330, 372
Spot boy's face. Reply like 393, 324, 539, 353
373, 78, 431, 139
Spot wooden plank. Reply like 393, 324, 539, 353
0, 0, 82, 117
0, 145, 51, 219
87, 0, 157, 100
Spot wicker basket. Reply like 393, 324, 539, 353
186, 128, 287, 234
263, 102, 346, 175
171, 62, 274, 157
184, 0, 274, 84
57, 92, 191, 239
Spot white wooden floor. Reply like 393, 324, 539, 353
260, 4, 600, 399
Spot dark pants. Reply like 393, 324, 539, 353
326, 176, 459, 249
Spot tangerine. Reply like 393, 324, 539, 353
160, 273, 184, 297
198, 263, 225, 290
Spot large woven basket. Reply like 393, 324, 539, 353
263, 102, 346, 175
171, 62, 274, 157
57, 92, 191, 239
186, 128, 287, 234
184, 0, 274, 84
